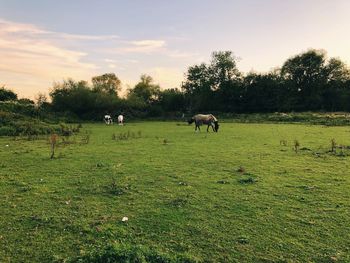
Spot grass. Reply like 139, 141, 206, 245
1, 122, 350, 262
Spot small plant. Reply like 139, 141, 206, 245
49, 133, 58, 159
81, 133, 90, 144
294, 140, 300, 153
217, 180, 230, 184
115, 131, 137, 141
237, 166, 246, 173
107, 180, 130, 195
331, 138, 337, 153
238, 177, 256, 184
337, 145, 346, 157
169, 197, 188, 208
280, 139, 287, 146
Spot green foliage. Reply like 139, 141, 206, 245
92, 73, 121, 96
71, 243, 197, 263
0, 126, 16, 136
3, 48, 350, 119
0, 101, 37, 117
127, 75, 161, 105
0, 86, 17, 101
0, 110, 81, 137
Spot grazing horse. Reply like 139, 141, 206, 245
188, 114, 219, 132
104, 115, 113, 125
117, 114, 124, 125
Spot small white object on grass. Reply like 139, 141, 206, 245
5, 145, 9, 147
122, 216, 128, 222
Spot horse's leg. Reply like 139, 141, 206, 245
207, 124, 210, 132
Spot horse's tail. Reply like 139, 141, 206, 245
188, 117, 195, 124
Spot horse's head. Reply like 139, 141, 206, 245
188, 117, 194, 124
214, 121, 219, 132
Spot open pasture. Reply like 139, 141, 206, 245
1, 122, 350, 262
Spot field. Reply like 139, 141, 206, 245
1, 122, 350, 262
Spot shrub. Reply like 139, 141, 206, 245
0, 126, 16, 136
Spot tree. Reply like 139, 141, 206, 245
322, 58, 350, 111
0, 86, 17, 101
281, 49, 327, 110
281, 49, 326, 86
92, 73, 121, 96
50, 79, 96, 117
127, 75, 161, 105
182, 51, 241, 112
35, 93, 48, 108
323, 58, 350, 83
242, 71, 283, 112
209, 51, 240, 89
159, 88, 185, 112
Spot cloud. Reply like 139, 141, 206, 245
0, 18, 105, 97
0, 18, 119, 41
0, 18, 192, 98
116, 39, 166, 53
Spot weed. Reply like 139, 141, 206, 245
106, 180, 130, 195
112, 130, 142, 140
294, 140, 300, 153
238, 177, 257, 184
331, 138, 337, 153
49, 134, 58, 159
80, 132, 90, 144
217, 180, 230, 184
237, 166, 246, 173
237, 236, 249, 244
169, 197, 188, 208
280, 139, 287, 146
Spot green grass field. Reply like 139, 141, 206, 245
1, 122, 350, 262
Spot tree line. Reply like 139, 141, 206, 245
1, 48, 350, 120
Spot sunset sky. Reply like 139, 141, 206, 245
1, 0, 350, 99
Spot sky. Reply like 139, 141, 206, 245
0, 0, 350, 99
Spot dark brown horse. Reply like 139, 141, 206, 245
188, 114, 219, 132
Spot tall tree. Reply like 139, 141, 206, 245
127, 75, 161, 105
322, 58, 350, 111
281, 49, 327, 110
209, 51, 240, 89
92, 73, 121, 96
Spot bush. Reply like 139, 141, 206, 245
0, 111, 77, 137
0, 126, 16, 136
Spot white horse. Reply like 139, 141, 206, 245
118, 114, 124, 125
104, 115, 113, 125
188, 114, 219, 132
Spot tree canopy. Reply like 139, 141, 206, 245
3, 49, 350, 119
